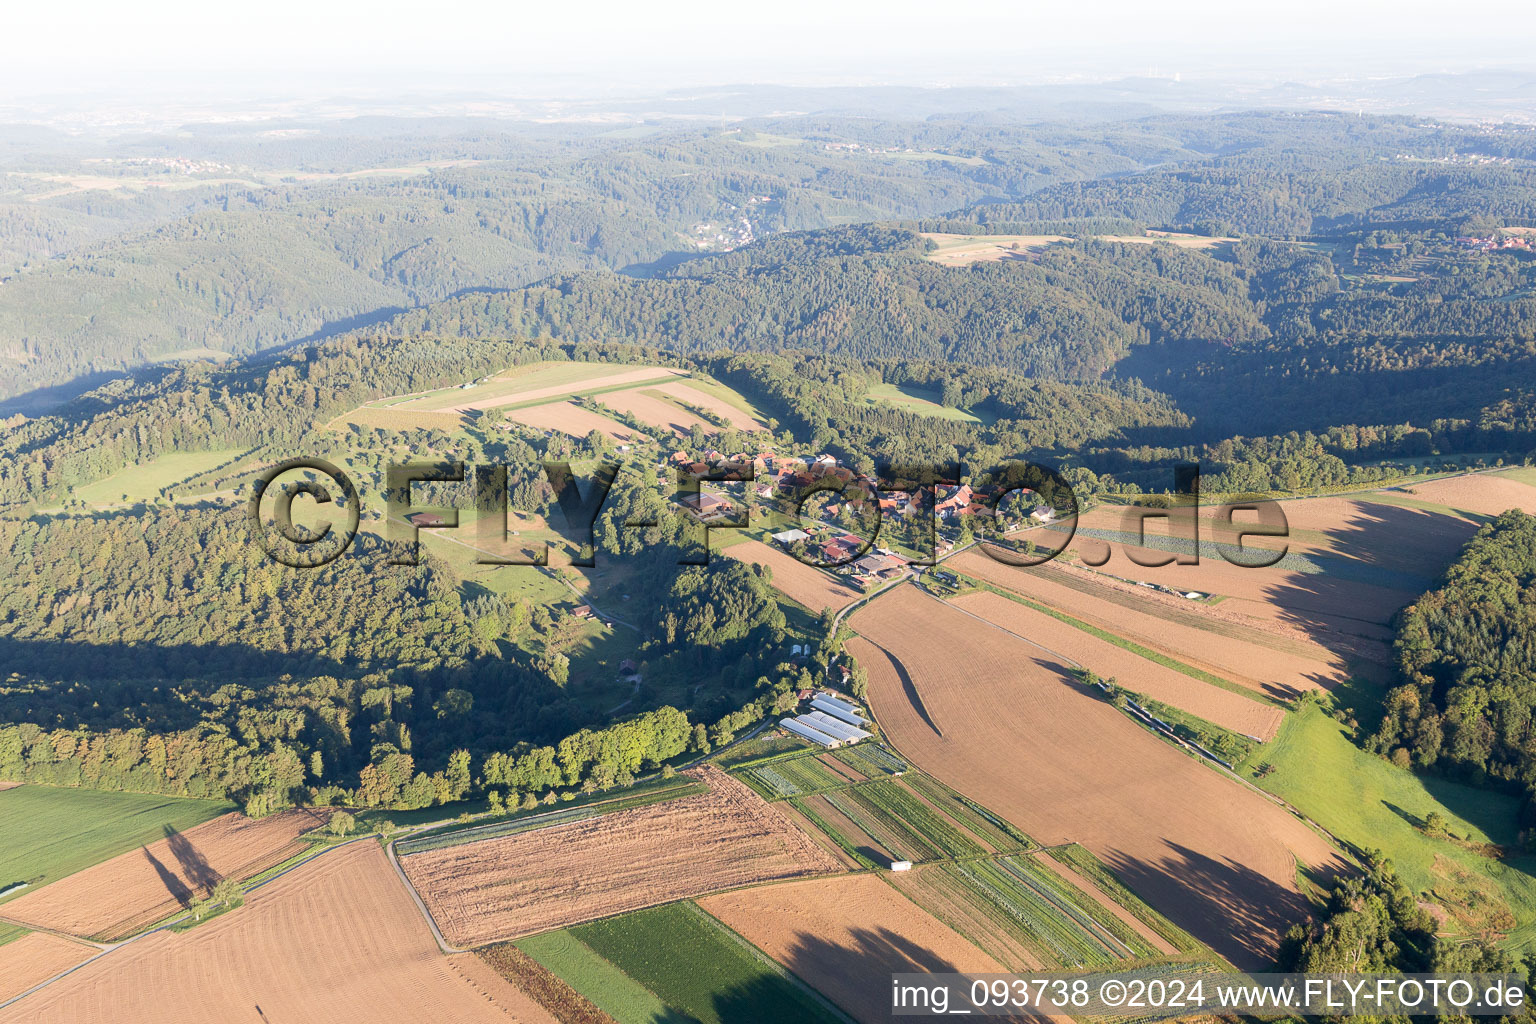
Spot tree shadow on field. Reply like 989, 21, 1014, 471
143, 825, 220, 907
164, 823, 220, 895
721, 925, 1020, 1024
861, 637, 942, 738
1103, 841, 1344, 970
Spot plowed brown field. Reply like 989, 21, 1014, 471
950, 550, 1357, 700
642, 381, 765, 432
2, 808, 328, 940
1387, 472, 1536, 517
850, 586, 1345, 967
0, 933, 93, 1005
698, 874, 1027, 1024
507, 401, 641, 441
722, 540, 865, 613
401, 767, 842, 947
950, 591, 1283, 739
600, 389, 715, 435
0, 841, 555, 1024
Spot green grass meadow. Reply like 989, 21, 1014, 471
71, 448, 249, 505
0, 786, 233, 901
570, 902, 847, 1024
1243, 705, 1536, 949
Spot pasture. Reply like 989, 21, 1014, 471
849, 585, 1345, 968
513, 930, 674, 1024
0, 787, 232, 903
572, 902, 846, 1024
396, 362, 683, 413
919, 230, 1234, 266
1246, 704, 1536, 949
400, 767, 841, 946
861, 383, 993, 423
70, 448, 249, 506
0, 841, 557, 1024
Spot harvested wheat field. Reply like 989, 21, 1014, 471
950, 591, 1283, 740
0, 841, 555, 1024
722, 540, 865, 613
401, 767, 841, 947
408, 365, 685, 414
505, 400, 641, 441
641, 381, 766, 431
0, 782, 20, 791
600, 388, 716, 435
1385, 472, 1536, 518
2, 808, 328, 940
0, 933, 94, 1005
698, 873, 1034, 1024
950, 549, 1361, 700
850, 585, 1346, 967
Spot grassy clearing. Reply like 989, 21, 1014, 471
516, 929, 675, 1024
862, 383, 992, 424
0, 786, 233, 901
572, 902, 847, 1024
1241, 704, 1536, 949
71, 448, 250, 505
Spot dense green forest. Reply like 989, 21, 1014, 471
1372, 513, 1536, 803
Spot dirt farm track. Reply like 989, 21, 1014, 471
850, 585, 1346, 968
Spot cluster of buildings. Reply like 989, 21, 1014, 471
1456, 234, 1535, 252
781, 693, 874, 748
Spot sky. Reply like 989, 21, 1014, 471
4, 0, 1533, 101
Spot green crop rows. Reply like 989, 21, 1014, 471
741, 754, 845, 799
833, 744, 907, 777
902, 774, 1032, 853
943, 856, 1153, 968
845, 781, 986, 859
1045, 844, 1201, 954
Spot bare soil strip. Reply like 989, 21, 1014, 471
401, 768, 842, 947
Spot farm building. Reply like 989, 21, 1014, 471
771, 528, 811, 546
802, 712, 872, 744
811, 695, 869, 726
889, 860, 912, 872
781, 718, 841, 748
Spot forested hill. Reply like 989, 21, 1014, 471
5, 108, 1536, 404
351, 225, 1269, 378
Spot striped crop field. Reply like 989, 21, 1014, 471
738, 754, 847, 799
902, 773, 1033, 853
935, 855, 1162, 968
844, 780, 987, 859
832, 744, 908, 777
